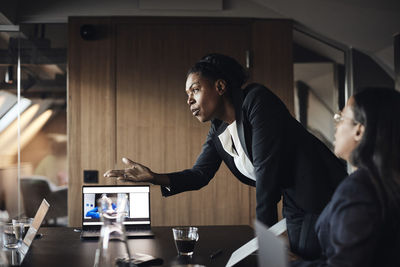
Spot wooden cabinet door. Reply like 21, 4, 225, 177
115, 19, 253, 226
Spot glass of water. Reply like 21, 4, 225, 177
15, 218, 33, 239
3, 222, 24, 249
172, 227, 199, 256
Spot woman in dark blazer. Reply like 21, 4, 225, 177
105, 54, 347, 259
292, 87, 400, 266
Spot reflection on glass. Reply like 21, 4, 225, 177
0, 98, 31, 133
94, 194, 132, 267
0, 24, 67, 225
0, 104, 39, 152
293, 28, 346, 153
0, 91, 18, 117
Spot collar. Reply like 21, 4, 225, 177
212, 87, 250, 160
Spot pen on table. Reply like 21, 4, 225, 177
209, 249, 223, 259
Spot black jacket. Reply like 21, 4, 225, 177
162, 83, 346, 227
292, 168, 400, 267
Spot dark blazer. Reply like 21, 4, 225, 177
292, 168, 400, 267
162, 83, 346, 227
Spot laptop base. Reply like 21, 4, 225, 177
80, 229, 154, 239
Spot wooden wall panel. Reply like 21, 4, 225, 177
115, 22, 253, 226
251, 20, 294, 113
249, 20, 294, 222
68, 17, 293, 227
68, 18, 116, 226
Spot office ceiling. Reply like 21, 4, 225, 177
4, 0, 398, 74
1, 0, 399, 74
252, 0, 400, 75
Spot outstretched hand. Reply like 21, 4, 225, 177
104, 157, 155, 183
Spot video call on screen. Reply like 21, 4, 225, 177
83, 186, 150, 225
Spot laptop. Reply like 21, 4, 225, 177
226, 218, 287, 267
80, 185, 154, 239
17, 199, 50, 264
254, 219, 288, 267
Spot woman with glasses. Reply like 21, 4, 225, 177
105, 53, 347, 259
292, 87, 400, 266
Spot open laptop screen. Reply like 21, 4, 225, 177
17, 199, 50, 264
82, 185, 150, 228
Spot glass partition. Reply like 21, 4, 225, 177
0, 29, 23, 220
0, 24, 67, 226
293, 28, 346, 152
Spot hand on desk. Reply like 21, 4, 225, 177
104, 157, 170, 186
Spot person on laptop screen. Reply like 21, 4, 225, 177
104, 53, 347, 260
86, 194, 117, 219
290, 87, 400, 266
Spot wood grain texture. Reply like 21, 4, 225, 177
68, 18, 116, 226
68, 17, 293, 227
250, 19, 294, 222
251, 20, 294, 114
115, 22, 252, 226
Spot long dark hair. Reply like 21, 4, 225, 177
187, 53, 248, 95
350, 87, 400, 219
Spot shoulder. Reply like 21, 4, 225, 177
320, 168, 382, 233
242, 83, 287, 109
241, 83, 289, 118
243, 83, 274, 100
332, 168, 377, 205
336, 168, 373, 193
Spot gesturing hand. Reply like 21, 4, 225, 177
104, 157, 155, 183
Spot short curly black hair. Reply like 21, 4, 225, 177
187, 53, 248, 90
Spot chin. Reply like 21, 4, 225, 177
196, 115, 210, 123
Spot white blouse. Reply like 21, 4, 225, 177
218, 121, 256, 181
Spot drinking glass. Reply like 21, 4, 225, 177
13, 218, 33, 239
0, 223, 9, 266
3, 222, 24, 249
172, 227, 199, 256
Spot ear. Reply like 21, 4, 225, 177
354, 123, 365, 142
215, 79, 227, 96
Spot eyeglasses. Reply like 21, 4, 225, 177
333, 112, 358, 124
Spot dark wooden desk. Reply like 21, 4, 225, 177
20, 226, 257, 267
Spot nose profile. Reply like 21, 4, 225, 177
187, 94, 195, 105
